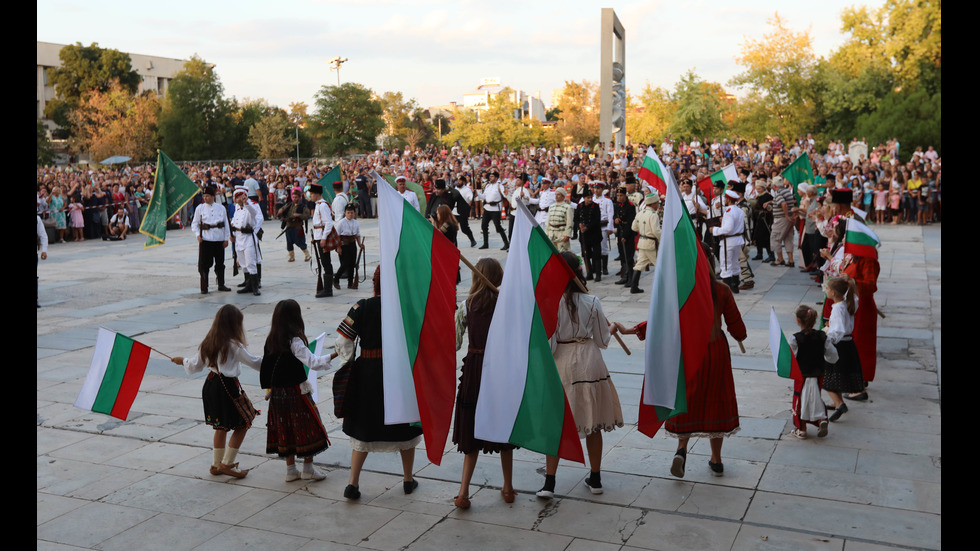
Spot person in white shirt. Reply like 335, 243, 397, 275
711, 190, 746, 293
395, 176, 420, 212
309, 183, 335, 298
231, 186, 261, 296
478, 172, 509, 250
192, 185, 231, 294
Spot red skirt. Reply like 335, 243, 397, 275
266, 386, 330, 458
665, 335, 740, 437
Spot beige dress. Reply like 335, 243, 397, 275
550, 293, 624, 437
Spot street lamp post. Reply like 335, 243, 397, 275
328, 56, 348, 86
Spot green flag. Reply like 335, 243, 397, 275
139, 151, 200, 248
780, 152, 814, 202
382, 174, 427, 214
315, 164, 341, 204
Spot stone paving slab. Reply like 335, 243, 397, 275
37, 222, 941, 550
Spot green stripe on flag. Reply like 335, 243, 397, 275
394, 200, 434, 367
777, 333, 794, 378
92, 333, 134, 414
510, 307, 565, 455
674, 207, 698, 305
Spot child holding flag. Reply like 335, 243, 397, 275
788, 305, 837, 439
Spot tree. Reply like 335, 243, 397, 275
228, 98, 271, 158
627, 84, 675, 144
555, 80, 600, 146
158, 56, 236, 160
37, 121, 55, 166
248, 112, 297, 159
729, 14, 820, 139
854, 88, 941, 157
311, 83, 384, 157
68, 81, 160, 162
378, 91, 417, 149
669, 70, 728, 140
44, 42, 141, 137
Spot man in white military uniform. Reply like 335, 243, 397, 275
533, 177, 557, 226
309, 183, 335, 298
231, 186, 261, 296
712, 190, 746, 293
192, 184, 231, 294
595, 181, 615, 276
395, 176, 420, 212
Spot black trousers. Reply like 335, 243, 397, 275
482, 210, 506, 239
336, 243, 357, 284
359, 188, 373, 217
198, 240, 225, 279
316, 243, 333, 289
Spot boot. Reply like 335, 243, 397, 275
256, 264, 262, 288
303, 248, 311, 262
727, 276, 740, 294
237, 274, 252, 294
616, 268, 630, 285
200, 273, 209, 294
499, 231, 510, 251
288, 250, 295, 262
237, 277, 248, 288
469, 236, 478, 247
630, 271, 644, 294
601, 255, 609, 275
479, 233, 489, 250
251, 273, 262, 296
217, 270, 231, 292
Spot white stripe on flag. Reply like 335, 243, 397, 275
75, 328, 116, 410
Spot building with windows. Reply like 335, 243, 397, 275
461, 77, 546, 122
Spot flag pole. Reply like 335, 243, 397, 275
459, 253, 499, 293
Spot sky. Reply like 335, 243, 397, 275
37, 0, 868, 110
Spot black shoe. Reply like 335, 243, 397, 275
584, 473, 603, 495
763, 255, 775, 263
403, 479, 418, 494
315, 289, 332, 298
752, 254, 763, 260
536, 475, 556, 499
344, 484, 361, 500
217, 285, 232, 292
630, 271, 644, 294
708, 460, 724, 477
845, 392, 868, 401
479, 244, 489, 250
470, 238, 478, 247
828, 403, 848, 422
237, 275, 252, 294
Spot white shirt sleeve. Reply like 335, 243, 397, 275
290, 337, 333, 372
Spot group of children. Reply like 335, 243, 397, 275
788, 276, 864, 439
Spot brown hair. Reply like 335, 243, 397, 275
560, 251, 587, 319
199, 305, 246, 368
795, 305, 817, 333
436, 204, 458, 231
826, 277, 857, 315
264, 299, 307, 354
467, 258, 503, 314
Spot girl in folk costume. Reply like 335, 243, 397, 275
261, 299, 334, 482
452, 258, 516, 509
171, 305, 261, 478
537, 252, 623, 499
822, 277, 864, 422
788, 305, 838, 439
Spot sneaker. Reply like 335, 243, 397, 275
285, 468, 301, 482
670, 451, 686, 478
817, 420, 829, 438
403, 479, 419, 494
584, 477, 603, 495
708, 461, 724, 477
301, 467, 327, 481
344, 484, 361, 500
535, 487, 554, 499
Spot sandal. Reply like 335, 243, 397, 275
791, 429, 807, 440
500, 489, 516, 504
454, 495, 471, 509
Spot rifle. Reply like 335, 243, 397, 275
232, 247, 239, 277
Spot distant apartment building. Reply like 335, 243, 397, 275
460, 77, 546, 122
36, 41, 188, 130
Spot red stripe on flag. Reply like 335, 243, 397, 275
677, 247, 714, 390
695, 177, 714, 201
844, 242, 878, 259
411, 230, 460, 466
557, 395, 586, 463
637, 381, 665, 438
638, 167, 667, 196
534, 255, 570, 337
109, 341, 150, 420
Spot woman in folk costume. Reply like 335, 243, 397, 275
452, 258, 516, 509
841, 220, 880, 398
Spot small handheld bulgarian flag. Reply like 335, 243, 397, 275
304, 332, 327, 404
768, 307, 802, 380
75, 328, 151, 420
843, 219, 880, 259
695, 164, 738, 199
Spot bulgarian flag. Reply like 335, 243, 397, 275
303, 332, 327, 404
638, 148, 669, 196
475, 201, 584, 463
75, 328, 151, 420
844, 219, 880, 259
638, 163, 714, 438
376, 171, 460, 466
768, 307, 802, 380
696, 164, 738, 199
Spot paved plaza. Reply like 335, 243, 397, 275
37, 220, 941, 551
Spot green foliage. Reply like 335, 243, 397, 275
378, 91, 417, 149
854, 88, 941, 156
669, 70, 727, 141
311, 83, 384, 156
37, 121, 55, 166
44, 43, 141, 137
555, 80, 600, 146
158, 56, 236, 160
249, 112, 297, 159
627, 84, 675, 145
69, 82, 160, 162
442, 88, 552, 150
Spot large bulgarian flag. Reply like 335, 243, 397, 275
75, 328, 151, 420
376, 171, 460, 466
695, 164, 738, 199
843, 219, 880, 259
638, 153, 714, 438
638, 147, 669, 196
475, 201, 584, 463
768, 307, 802, 380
